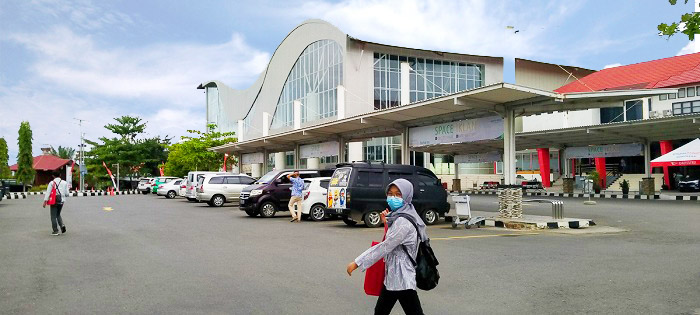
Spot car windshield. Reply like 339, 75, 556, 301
139, 179, 149, 184
256, 171, 279, 184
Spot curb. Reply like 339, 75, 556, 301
479, 218, 597, 229
450, 190, 698, 201
5, 190, 140, 200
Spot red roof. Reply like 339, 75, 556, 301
9, 155, 72, 172
555, 52, 700, 93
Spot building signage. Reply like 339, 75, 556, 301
455, 151, 502, 164
241, 152, 265, 164
564, 143, 643, 159
409, 115, 503, 147
300, 141, 339, 159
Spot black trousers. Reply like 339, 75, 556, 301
374, 286, 424, 315
50, 204, 64, 233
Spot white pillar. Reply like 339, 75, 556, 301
338, 137, 346, 162
274, 152, 286, 171
237, 154, 243, 175
294, 144, 301, 169
348, 142, 363, 162
262, 112, 271, 137
503, 109, 516, 185
337, 85, 345, 120
644, 140, 651, 177
307, 157, 320, 169
293, 100, 302, 130
400, 62, 411, 106
401, 127, 410, 165
237, 120, 244, 141
251, 163, 262, 178
423, 152, 430, 168
262, 149, 268, 174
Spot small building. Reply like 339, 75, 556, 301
10, 148, 73, 187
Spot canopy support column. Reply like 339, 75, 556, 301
401, 127, 410, 165
503, 109, 516, 185
644, 140, 651, 178
262, 149, 268, 174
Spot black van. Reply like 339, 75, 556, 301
239, 168, 335, 218
326, 162, 449, 227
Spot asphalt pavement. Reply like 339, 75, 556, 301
0, 194, 699, 314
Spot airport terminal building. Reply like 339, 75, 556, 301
201, 20, 699, 193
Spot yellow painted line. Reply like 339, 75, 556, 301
103, 207, 113, 211
431, 232, 540, 240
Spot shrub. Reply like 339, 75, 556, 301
29, 184, 47, 192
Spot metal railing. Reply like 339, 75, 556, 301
522, 199, 564, 219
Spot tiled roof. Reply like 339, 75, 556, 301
9, 155, 71, 171
555, 52, 700, 93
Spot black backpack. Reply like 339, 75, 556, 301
54, 180, 63, 204
395, 213, 440, 291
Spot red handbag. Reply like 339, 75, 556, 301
364, 224, 388, 296
46, 181, 58, 206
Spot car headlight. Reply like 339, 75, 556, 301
250, 189, 263, 196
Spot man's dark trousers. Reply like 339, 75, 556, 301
50, 204, 64, 233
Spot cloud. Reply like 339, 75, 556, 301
26, 0, 134, 31
603, 63, 622, 69
7, 26, 270, 108
677, 41, 699, 56
296, 0, 586, 60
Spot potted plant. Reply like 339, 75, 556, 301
587, 170, 602, 194
619, 179, 630, 195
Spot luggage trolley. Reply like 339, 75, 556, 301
451, 194, 485, 229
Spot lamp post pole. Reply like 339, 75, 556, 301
112, 163, 120, 191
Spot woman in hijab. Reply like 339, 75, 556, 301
346, 178, 427, 315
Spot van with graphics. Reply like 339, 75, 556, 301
327, 162, 450, 227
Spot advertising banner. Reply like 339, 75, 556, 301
241, 152, 265, 164
300, 141, 339, 159
409, 115, 503, 147
564, 143, 643, 159
455, 151, 502, 164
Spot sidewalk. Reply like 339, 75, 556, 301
451, 188, 699, 201
4, 190, 140, 200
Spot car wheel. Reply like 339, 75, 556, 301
310, 204, 326, 221
259, 201, 277, 218
364, 211, 382, 228
211, 195, 225, 207
167, 191, 176, 199
342, 217, 357, 226
421, 209, 439, 225
141, 191, 149, 195
245, 209, 258, 217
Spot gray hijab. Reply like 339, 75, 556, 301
386, 178, 428, 241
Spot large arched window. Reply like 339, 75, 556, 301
272, 40, 343, 129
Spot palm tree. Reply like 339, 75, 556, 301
49, 146, 76, 160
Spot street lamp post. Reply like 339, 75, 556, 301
112, 163, 120, 192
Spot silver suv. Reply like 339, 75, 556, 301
197, 174, 257, 207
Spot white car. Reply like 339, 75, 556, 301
138, 178, 154, 194
197, 173, 257, 207
179, 178, 187, 197
186, 171, 228, 202
157, 178, 185, 199
302, 177, 332, 221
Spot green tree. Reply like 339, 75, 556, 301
164, 124, 237, 178
84, 116, 170, 188
0, 138, 11, 178
658, 0, 700, 40
49, 146, 76, 159
16, 121, 35, 192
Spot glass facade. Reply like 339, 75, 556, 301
206, 86, 237, 134
373, 53, 484, 110
363, 136, 402, 164
272, 40, 343, 129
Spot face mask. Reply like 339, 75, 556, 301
386, 196, 404, 211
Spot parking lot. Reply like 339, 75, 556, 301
1, 194, 699, 314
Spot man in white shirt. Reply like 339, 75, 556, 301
42, 171, 69, 236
